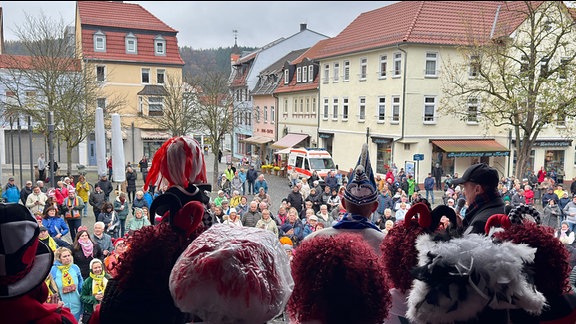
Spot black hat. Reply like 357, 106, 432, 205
452, 163, 498, 187
0, 203, 53, 298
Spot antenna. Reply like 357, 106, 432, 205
232, 29, 238, 46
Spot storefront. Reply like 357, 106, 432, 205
431, 139, 510, 176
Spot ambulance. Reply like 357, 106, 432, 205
286, 147, 337, 180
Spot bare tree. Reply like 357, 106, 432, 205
142, 72, 197, 137
186, 70, 235, 186
440, 1, 576, 178
1, 12, 123, 176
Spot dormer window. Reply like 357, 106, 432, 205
154, 35, 166, 56
125, 33, 137, 54
94, 30, 106, 52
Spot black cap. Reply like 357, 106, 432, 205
452, 163, 498, 187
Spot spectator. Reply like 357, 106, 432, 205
125, 166, 137, 203
92, 221, 113, 258
563, 194, 576, 232
254, 174, 269, 194
75, 175, 91, 218
256, 209, 278, 236
246, 165, 258, 195
25, 185, 48, 214
50, 247, 84, 321
97, 175, 113, 201
20, 180, 34, 204
542, 199, 562, 230
80, 258, 109, 323
2, 177, 19, 203
542, 187, 560, 209
61, 190, 85, 241
71, 228, 103, 279
89, 184, 107, 219
113, 192, 130, 238
125, 207, 151, 233
451, 163, 505, 234
423, 173, 435, 204
241, 201, 261, 227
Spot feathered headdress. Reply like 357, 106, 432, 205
343, 143, 378, 205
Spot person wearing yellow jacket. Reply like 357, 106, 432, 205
76, 175, 91, 218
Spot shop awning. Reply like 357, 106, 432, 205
271, 133, 309, 149
431, 139, 510, 158
140, 130, 171, 140
240, 136, 273, 145
275, 147, 292, 155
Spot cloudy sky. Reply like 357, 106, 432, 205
1, 1, 397, 49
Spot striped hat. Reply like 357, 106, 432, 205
343, 144, 378, 205
0, 203, 53, 298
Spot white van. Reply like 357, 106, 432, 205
286, 147, 337, 180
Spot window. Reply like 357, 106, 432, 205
284, 69, 289, 84
323, 64, 329, 83
306, 98, 310, 113
312, 98, 317, 113
342, 97, 349, 120
378, 96, 386, 122
284, 99, 288, 114
359, 97, 366, 121
302, 66, 308, 83
360, 58, 367, 80
559, 58, 570, 79
297, 67, 302, 82
142, 68, 150, 83
423, 96, 436, 123
323, 98, 329, 119
96, 66, 105, 82
343, 60, 350, 81
379, 55, 387, 78
392, 96, 400, 122
97, 98, 106, 114
264, 106, 268, 122
308, 65, 314, 82
332, 98, 339, 120
425, 52, 438, 77
394, 53, 402, 76
138, 97, 143, 114
94, 30, 106, 52
293, 99, 298, 115
271, 106, 275, 123
255, 106, 261, 122
148, 97, 163, 116
154, 36, 166, 56
333, 62, 339, 82
125, 33, 137, 54
469, 55, 480, 78
300, 99, 304, 113
157, 69, 165, 84
467, 97, 479, 123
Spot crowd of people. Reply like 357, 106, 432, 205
1, 137, 576, 323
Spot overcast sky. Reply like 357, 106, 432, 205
1, 1, 397, 49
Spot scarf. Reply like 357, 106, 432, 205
464, 190, 496, 219
57, 264, 74, 288
79, 240, 94, 258
332, 213, 381, 231
90, 271, 108, 296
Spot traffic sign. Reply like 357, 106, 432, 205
413, 154, 424, 161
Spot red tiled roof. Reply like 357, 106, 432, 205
77, 1, 176, 33
316, 1, 544, 59
0, 54, 81, 71
77, 1, 184, 65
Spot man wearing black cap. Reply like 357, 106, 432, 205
304, 144, 384, 254
452, 163, 505, 234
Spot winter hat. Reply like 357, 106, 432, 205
228, 208, 237, 214
0, 203, 53, 298
113, 238, 126, 249
281, 223, 293, 233
343, 144, 378, 205
90, 258, 104, 271
279, 236, 293, 246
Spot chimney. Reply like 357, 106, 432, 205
300, 23, 307, 32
